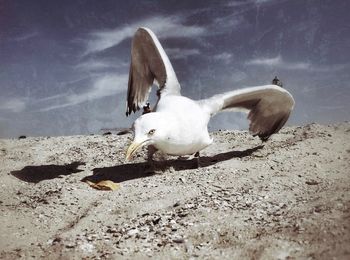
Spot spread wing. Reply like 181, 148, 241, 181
200, 85, 295, 141
126, 27, 181, 116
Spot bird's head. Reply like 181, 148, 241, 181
125, 113, 169, 161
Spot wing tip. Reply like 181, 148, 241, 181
135, 27, 153, 38
259, 135, 270, 142
251, 132, 271, 142
125, 103, 141, 117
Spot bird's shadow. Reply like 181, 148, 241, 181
82, 145, 264, 184
11, 162, 85, 183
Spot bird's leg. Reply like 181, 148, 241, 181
145, 145, 157, 173
194, 151, 201, 168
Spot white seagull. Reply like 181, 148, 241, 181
125, 28, 295, 162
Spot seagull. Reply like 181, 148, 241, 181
125, 27, 295, 162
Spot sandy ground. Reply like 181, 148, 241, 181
0, 122, 349, 259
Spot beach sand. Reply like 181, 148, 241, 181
0, 122, 349, 259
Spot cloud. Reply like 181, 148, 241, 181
37, 93, 69, 102
67, 74, 127, 103
84, 16, 206, 54
211, 14, 244, 31
245, 55, 311, 70
39, 73, 128, 111
307, 63, 350, 73
165, 48, 200, 60
284, 62, 310, 70
246, 55, 282, 66
12, 31, 39, 42
229, 71, 247, 82
227, 0, 277, 8
75, 59, 128, 72
75, 60, 117, 71
227, 1, 252, 8
0, 98, 27, 113
254, 0, 290, 4
213, 52, 233, 63
254, 0, 275, 4
245, 55, 350, 72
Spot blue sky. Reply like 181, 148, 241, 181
0, 0, 349, 138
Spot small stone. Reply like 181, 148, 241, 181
152, 216, 161, 225
306, 180, 319, 185
65, 242, 75, 248
172, 236, 184, 243
52, 237, 61, 244
314, 206, 322, 213
79, 242, 94, 253
178, 211, 188, 217
106, 228, 118, 234
127, 229, 139, 237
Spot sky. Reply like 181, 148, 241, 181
0, 0, 350, 138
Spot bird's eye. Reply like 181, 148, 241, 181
148, 129, 156, 135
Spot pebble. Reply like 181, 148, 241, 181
305, 180, 319, 185
172, 236, 185, 243
80, 243, 94, 253
65, 242, 75, 248
106, 228, 118, 234
127, 229, 139, 237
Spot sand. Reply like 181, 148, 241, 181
0, 122, 349, 259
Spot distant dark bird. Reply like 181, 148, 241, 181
142, 102, 152, 114
272, 76, 283, 88
125, 28, 295, 161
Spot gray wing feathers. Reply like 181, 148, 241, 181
126, 28, 167, 115
201, 85, 295, 140
126, 28, 180, 116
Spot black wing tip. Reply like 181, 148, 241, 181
125, 107, 131, 116
252, 133, 271, 142
125, 104, 141, 117
259, 135, 270, 142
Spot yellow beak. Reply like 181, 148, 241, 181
125, 139, 149, 162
